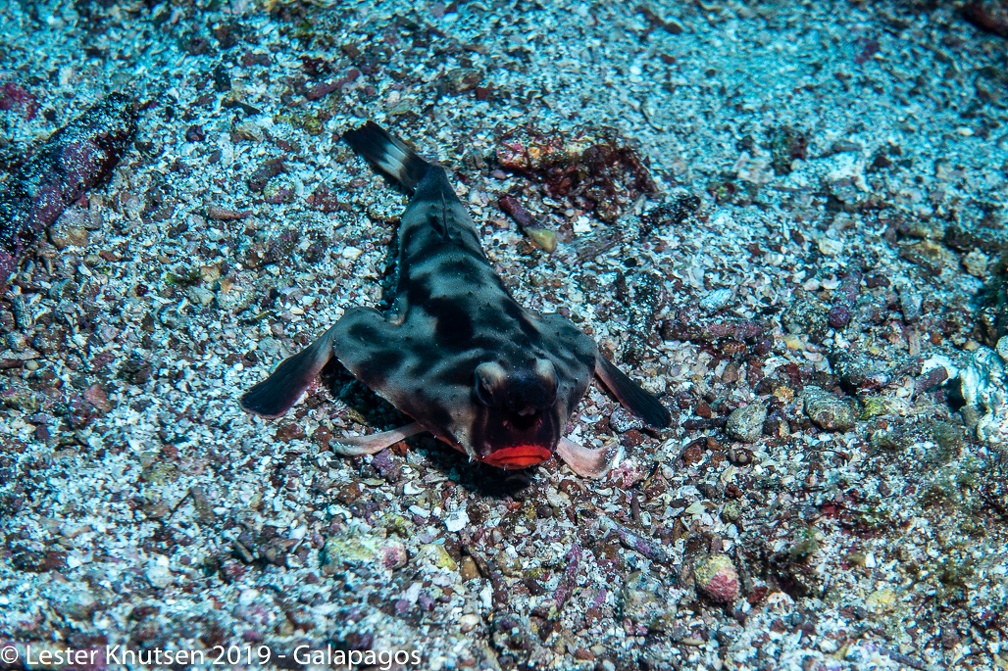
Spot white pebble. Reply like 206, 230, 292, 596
817, 236, 844, 256
445, 508, 469, 533
146, 563, 173, 589
700, 287, 732, 312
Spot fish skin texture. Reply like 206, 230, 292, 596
0, 93, 137, 284
242, 121, 671, 475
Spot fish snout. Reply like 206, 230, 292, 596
472, 358, 564, 469
474, 358, 558, 411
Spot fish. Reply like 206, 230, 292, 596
0, 93, 137, 285
241, 121, 671, 477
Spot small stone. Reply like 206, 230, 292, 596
233, 119, 264, 142
898, 217, 944, 240
897, 282, 923, 323
619, 571, 678, 629
865, 586, 897, 613
930, 421, 964, 464
898, 240, 955, 275
262, 176, 294, 204
961, 404, 983, 432
51, 586, 99, 620
301, 115, 324, 136
694, 553, 740, 603
83, 384, 111, 413
872, 426, 909, 454
206, 204, 252, 221
140, 461, 178, 485
827, 305, 851, 329
380, 541, 408, 570
187, 286, 216, 307
726, 402, 766, 443
10, 294, 32, 330
789, 529, 821, 561
321, 533, 406, 570
728, 447, 753, 466
258, 337, 282, 360
700, 287, 733, 312
803, 386, 856, 432
146, 561, 173, 589
459, 613, 481, 632
526, 227, 557, 252
422, 544, 457, 571
816, 235, 843, 257
825, 174, 870, 212
832, 351, 890, 391
721, 500, 742, 523
782, 294, 829, 343
215, 286, 252, 312
200, 264, 221, 282
185, 124, 206, 142
48, 218, 90, 249
444, 508, 469, 533
958, 338, 1008, 445
963, 248, 990, 278
859, 395, 909, 419
460, 556, 481, 581
609, 406, 644, 433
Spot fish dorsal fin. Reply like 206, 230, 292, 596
431, 188, 450, 238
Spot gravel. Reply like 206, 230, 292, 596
1, 1, 1007, 669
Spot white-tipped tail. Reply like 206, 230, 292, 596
342, 121, 429, 190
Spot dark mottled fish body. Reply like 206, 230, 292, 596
338, 123, 601, 466
242, 122, 671, 476
0, 93, 136, 283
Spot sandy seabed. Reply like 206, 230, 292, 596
2, 1, 1007, 669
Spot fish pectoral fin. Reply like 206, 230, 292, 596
594, 352, 673, 429
556, 438, 621, 479
331, 422, 426, 456
240, 325, 340, 418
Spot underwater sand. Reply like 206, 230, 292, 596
1, 1, 1007, 669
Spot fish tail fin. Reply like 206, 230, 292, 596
343, 121, 429, 191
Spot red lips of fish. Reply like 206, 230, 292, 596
481, 444, 553, 469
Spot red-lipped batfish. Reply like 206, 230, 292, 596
241, 122, 671, 477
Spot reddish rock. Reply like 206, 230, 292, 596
963, 1, 1008, 37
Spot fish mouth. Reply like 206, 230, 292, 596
501, 410, 544, 432
480, 444, 553, 469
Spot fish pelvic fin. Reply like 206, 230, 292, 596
557, 438, 621, 479
331, 422, 426, 456
343, 121, 429, 191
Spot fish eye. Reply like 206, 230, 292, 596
474, 361, 507, 407
533, 358, 558, 403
